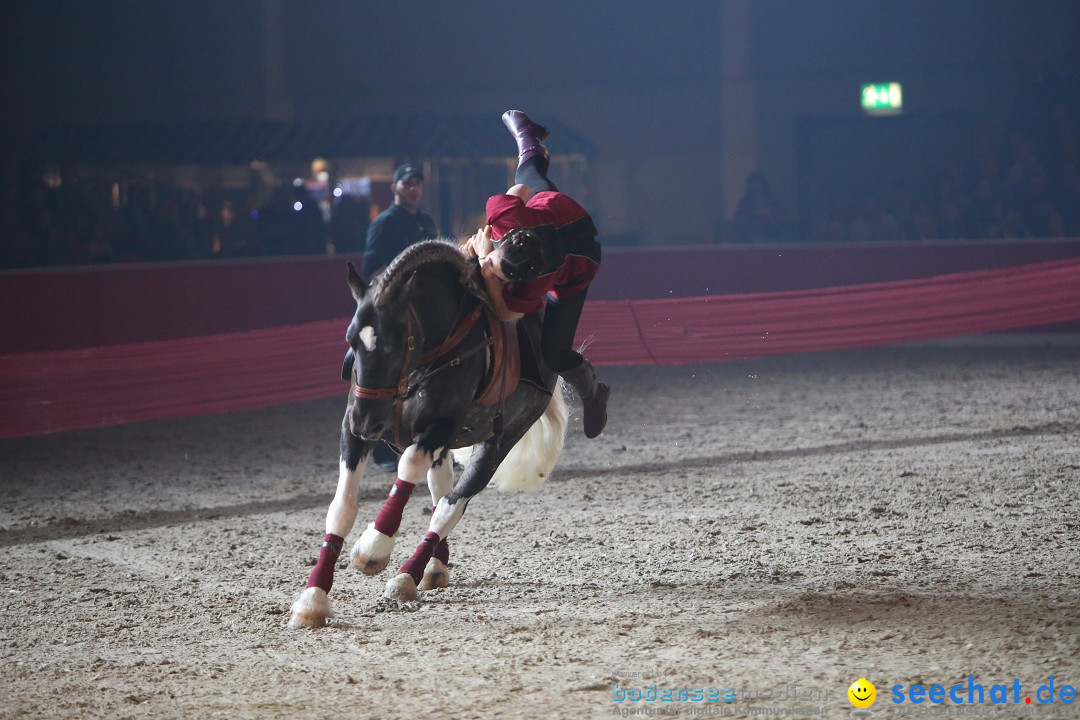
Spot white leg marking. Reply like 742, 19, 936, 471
398, 444, 435, 485
429, 496, 468, 539
288, 587, 331, 629
427, 457, 454, 507
351, 522, 396, 575
325, 456, 365, 537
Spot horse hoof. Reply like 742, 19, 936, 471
418, 557, 450, 590
351, 523, 395, 575
288, 587, 331, 629
383, 573, 419, 602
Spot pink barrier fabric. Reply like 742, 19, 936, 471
2, 258, 1079, 439
0, 322, 347, 439
580, 257, 1080, 366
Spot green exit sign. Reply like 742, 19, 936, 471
861, 82, 903, 114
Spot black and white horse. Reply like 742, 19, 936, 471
290, 240, 567, 628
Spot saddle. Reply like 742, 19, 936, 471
420, 295, 545, 407
475, 311, 548, 406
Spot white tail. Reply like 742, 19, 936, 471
453, 380, 569, 492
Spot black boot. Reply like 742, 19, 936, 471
562, 360, 610, 439
502, 110, 550, 165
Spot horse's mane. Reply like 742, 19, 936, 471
372, 239, 494, 312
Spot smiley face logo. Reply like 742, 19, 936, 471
848, 678, 876, 708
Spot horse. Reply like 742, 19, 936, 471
289, 239, 568, 629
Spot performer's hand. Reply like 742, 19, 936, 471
464, 228, 481, 257
475, 224, 495, 259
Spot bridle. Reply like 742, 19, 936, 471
353, 299, 489, 448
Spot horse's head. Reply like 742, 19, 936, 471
343, 261, 423, 443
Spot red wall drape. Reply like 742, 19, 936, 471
4, 239, 1080, 354
3, 257, 1078, 439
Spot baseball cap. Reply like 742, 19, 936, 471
393, 163, 424, 183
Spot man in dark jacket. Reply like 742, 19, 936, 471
360, 163, 439, 471
362, 163, 438, 280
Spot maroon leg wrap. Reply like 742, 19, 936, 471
374, 479, 415, 536
399, 531, 441, 585
306, 533, 344, 592
434, 538, 450, 564
429, 505, 450, 564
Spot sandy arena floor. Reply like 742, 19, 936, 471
1, 341, 1078, 720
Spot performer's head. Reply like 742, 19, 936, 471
484, 225, 558, 282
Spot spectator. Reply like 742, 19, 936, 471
848, 193, 901, 243
328, 193, 372, 255
909, 199, 939, 241
728, 172, 790, 242
885, 180, 915, 240
360, 163, 439, 471
933, 173, 967, 240
290, 183, 329, 255
985, 199, 1029, 240
362, 163, 438, 281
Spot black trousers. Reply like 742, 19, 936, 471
516, 156, 557, 194
541, 287, 588, 373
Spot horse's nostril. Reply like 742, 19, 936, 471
359, 421, 386, 441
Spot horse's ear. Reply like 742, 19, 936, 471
401, 270, 422, 303
347, 261, 366, 302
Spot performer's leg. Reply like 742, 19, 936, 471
516, 156, 558, 194
503, 110, 557, 193
542, 289, 610, 439
540, 289, 588, 374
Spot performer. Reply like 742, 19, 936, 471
466, 110, 610, 439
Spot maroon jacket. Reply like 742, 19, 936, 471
485, 191, 601, 314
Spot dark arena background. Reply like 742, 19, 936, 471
1, 2, 1079, 719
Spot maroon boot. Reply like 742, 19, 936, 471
562, 359, 610, 439
502, 110, 550, 165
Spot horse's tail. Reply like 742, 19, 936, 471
454, 379, 569, 492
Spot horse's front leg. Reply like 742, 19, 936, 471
289, 429, 370, 629
419, 453, 454, 590
384, 440, 502, 602
350, 443, 434, 575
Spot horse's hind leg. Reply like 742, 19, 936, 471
385, 440, 503, 602
419, 452, 453, 590
289, 432, 370, 629
351, 443, 434, 575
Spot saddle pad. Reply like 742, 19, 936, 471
475, 312, 521, 406
474, 312, 551, 406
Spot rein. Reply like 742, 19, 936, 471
354, 299, 490, 448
